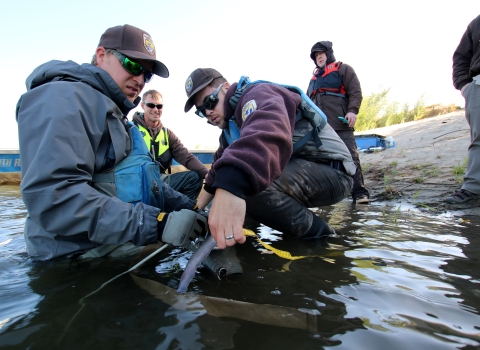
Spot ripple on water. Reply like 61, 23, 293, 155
1, 191, 480, 349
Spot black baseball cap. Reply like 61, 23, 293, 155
310, 41, 332, 61
184, 68, 223, 112
98, 24, 169, 78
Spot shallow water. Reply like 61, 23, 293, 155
1, 187, 480, 349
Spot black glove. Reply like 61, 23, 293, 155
193, 205, 209, 220
157, 209, 208, 248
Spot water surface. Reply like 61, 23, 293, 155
1, 187, 479, 349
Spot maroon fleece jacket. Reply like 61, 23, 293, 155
204, 83, 300, 199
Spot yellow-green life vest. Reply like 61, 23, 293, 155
137, 124, 173, 173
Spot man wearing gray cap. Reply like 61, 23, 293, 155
184, 68, 355, 248
16, 24, 207, 261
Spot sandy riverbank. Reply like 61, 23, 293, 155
356, 110, 480, 215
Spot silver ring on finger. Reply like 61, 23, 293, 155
225, 235, 235, 240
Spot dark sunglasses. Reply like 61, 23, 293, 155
145, 103, 163, 110
195, 83, 224, 118
111, 51, 153, 83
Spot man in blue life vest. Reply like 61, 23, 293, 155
446, 15, 480, 206
16, 24, 207, 261
132, 89, 208, 201
307, 41, 370, 204
183, 68, 355, 249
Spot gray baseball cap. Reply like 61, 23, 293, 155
184, 68, 223, 112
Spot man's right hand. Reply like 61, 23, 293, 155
461, 82, 471, 97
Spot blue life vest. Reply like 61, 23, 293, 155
224, 76, 327, 156
92, 122, 164, 208
307, 62, 346, 99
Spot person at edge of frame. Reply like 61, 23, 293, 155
132, 89, 208, 201
307, 41, 370, 204
183, 68, 355, 249
446, 14, 480, 206
16, 24, 207, 261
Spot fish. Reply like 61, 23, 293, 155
177, 235, 217, 293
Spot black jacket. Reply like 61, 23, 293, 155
453, 15, 480, 90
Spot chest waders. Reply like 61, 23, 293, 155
223, 76, 327, 156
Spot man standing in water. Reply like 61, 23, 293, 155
446, 15, 480, 205
307, 41, 369, 204
183, 68, 355, 249
132, 89, 208, 201
16, 24, 207, 261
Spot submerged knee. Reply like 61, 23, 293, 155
300, 215, 335, 239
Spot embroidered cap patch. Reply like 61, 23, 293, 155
242, 100, 257, 121
185, 77, 193, 92
143, 34, 155, 55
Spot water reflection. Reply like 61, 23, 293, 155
1, 187, 480, 349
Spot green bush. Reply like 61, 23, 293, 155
355, 88, 460, 132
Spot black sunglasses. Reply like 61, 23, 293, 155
195, 84, 224, 118
145, 103, 163, 109
111, 51, 153, 83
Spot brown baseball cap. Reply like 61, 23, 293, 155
98, 24, 169, 78
184, 68, 223, 112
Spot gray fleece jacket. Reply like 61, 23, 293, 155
16, 60, 190, 261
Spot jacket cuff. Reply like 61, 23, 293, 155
212, 165, 251, 199
198, 168, 209, 178
204, 182, 215, 195
458, 80, 472, 91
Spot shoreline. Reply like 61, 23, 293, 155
356, 111, 480, 216
3, 112, 477, 216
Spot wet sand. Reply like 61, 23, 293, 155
0, 172, 20, 185
356, 110, 480, 215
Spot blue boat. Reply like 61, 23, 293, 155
0, 150, 21, 172
0, 149, 214, 185
172, 150, 214, 166
0, 150, 21, 184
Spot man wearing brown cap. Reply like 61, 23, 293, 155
16, 24, 207, 261
184, 68, 355, 249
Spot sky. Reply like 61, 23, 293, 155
1, 0, 479, 150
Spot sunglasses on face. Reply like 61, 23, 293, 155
111, 51, 153, 83
145, 103, 163, 110
195, 83, 224, 118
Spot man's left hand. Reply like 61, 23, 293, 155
208, 188, 246, 249
345, 112, 357, 128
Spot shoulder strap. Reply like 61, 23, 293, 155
228, 76, 254, 111
222, 118, 242, 145
161, 127, 168, 146
226, 76, 327, 153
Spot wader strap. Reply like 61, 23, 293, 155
292, 111, 324, 155
92, 172, 114, 183
292, 130, 322, 155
